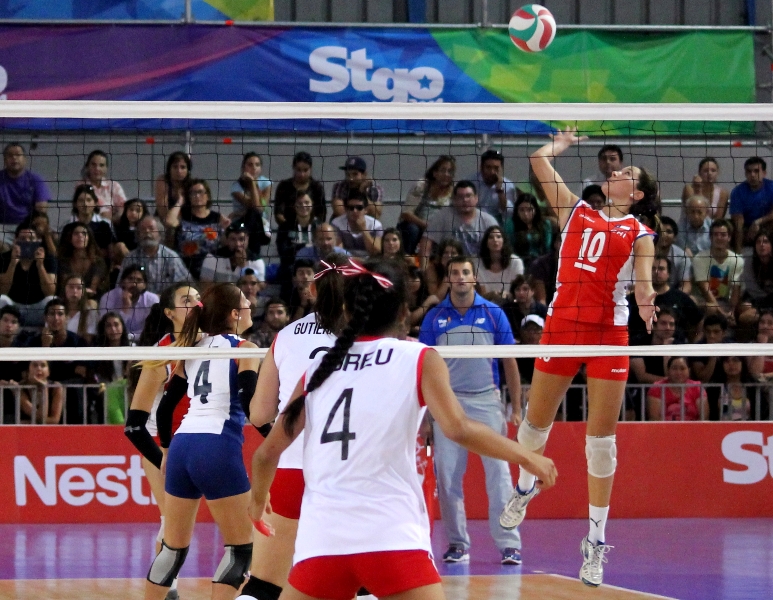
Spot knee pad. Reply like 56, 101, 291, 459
517, 419, 552, 452
585, 435, 617, 479
147, 541, 189, 587
239, 575, 282, 600
156, 516, 165, 544
213, 543, 253, 589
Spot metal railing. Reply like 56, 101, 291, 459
0, 382, 127, 425
519, 382, 772, 422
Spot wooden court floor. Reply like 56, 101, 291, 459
0, 575, 675, 600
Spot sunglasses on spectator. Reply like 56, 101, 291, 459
347, 204, 365, 212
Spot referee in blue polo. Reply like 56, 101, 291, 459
419, 255, 523, 566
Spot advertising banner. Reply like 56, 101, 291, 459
0, 25, 755, 133
2, 422, 771, 524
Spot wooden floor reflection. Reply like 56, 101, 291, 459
0, 575, 675, 600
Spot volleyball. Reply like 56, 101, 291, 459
509, 5, 557, 52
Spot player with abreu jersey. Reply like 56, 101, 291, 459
239, 256, 344, 600
249, 259, 557, 600
124, 282, 200, 600
500, 128, 659, 588
143, 283, 260, 600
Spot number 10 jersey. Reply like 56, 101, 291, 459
295, 337, 432, 563
549, 199, 654, 327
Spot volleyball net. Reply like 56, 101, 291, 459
0, 100, 772, 423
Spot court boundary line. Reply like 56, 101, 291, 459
548, 574, 678, 599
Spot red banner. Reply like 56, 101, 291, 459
2, 422, 772, 523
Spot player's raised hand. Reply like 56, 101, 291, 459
549, 126, 588, 155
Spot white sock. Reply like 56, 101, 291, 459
517, 467, 536, 493
588, 504, 609, 545
171, 578, 178, 591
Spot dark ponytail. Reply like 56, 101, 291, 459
631, 168, 661, 237
282, 259, 407, 436
313, 252, 350, 334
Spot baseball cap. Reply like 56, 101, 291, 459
340, 156, 367, 172
521, 314, 545, 329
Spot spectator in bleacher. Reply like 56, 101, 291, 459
528, 236, 560, 305
93, 311, 131, 383
730, 156, 773, 254
230, 152, 271, 221
425, 238, 463, 299
475, 225, 524, 300
62, 275, 98, 345
406, 265, 438, 338
646, 356, 707, 421
748, 309, 773, 380
249, 298, 290, 348
200, 221, 266, 288
420, 180, 498, 265
713, 356, 767, 421
677, 195, 712, 257
57, 223, 108, 299
737, 230, 773, 330
238, 267, 267, 325
330, 192, 384, 258
19, 360, 63, 424
29, 211, 58, 258
0, 304, 22, 376
580, 183, 606, 210
581, 144, 624, 192
112, 198, 148, 265
98, 265, 159, 340
154, 151, 191, 221
627, 257, 702, 342
381, 227, 412, 265
501, 275, 547, 341
505, 194, 552, 273
68, 184, 115, 261
77, 150, 127, 223
276, 191, 319, 297
118, 216, 192, 295
398, 155, 455, 254
0, 143, 50, 244
656, 216, 691, 293
165, 178, 229, 280
681, 157, 728, 219
330, 156, 384, 220
0, 223, 57, 326
468, 149, 516, 223
516, 314, 545, 385
286, 259, 316, 322
691, 219, 744, 326
25, 297, 90, 423
274, 151, 326, 225
294, 223, 349, 263
688, 313, 731, 384
630, 307, 679, 384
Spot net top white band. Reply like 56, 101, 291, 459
0, 100, 771, 122
4, 343, 771, 361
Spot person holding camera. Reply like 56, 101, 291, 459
0, 222, 56, 326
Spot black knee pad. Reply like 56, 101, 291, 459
147, 541, 189, 587
213, 542, 253, 589
240, 575, 282, 600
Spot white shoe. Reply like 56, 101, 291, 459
579, 536, 613, 587
499, 485, 539, 530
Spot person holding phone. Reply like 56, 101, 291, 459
0, 222, 56, 326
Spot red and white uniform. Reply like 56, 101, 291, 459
549, 199, 653, 327
273, 312, 337, 470
294, 337, 432, 564
146, 333, 176, 437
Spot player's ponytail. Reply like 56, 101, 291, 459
176, 283, 243, 347
313, 252, 349, 335
282, 259, 407, 436
631, 168, 661, 237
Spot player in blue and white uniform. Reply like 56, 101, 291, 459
143, 283, 260, 600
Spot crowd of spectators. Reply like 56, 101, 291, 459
1, 141, 772, 424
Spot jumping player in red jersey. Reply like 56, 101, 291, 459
249, 258, 557, 600
499, 128, 659, 588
